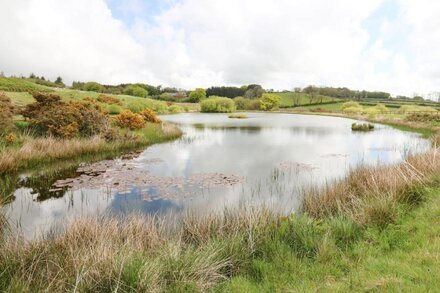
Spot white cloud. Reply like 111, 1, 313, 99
1, 0, 440, 96
0, 0, 154, 84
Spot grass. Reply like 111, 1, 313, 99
228, 113, 248, 119
273, 92, 339, 107
0, 123, 181, 176
1, 147, 440, 291
0, 77, 53, 93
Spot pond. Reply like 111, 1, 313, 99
2, 113, 431, 237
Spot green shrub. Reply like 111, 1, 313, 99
234, 97, 261, 110
126, 100, 168, 114
168, 104, 183, 114
106, 104, 122, 115
373, 103, 388, 113
260, 93, 280, 111
188, 88, 206, 103
343, 106, 362, 113
200, 96, 236, 113
342, 101, 360, 110
83, 82, 103, 92
124, 85, 148, 98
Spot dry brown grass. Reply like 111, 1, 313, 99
0, 123, 182, 175
0, 208, 274, 292
303, 149, 440, 225
0, 136, 110, 174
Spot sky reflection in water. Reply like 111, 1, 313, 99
3, 113, 431, 237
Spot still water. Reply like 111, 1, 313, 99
3, 113, 431, 237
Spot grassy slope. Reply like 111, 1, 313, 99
0, 77, 199, 112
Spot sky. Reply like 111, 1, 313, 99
0, 0, 439, 96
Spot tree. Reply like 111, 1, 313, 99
244, 84, 265, 99
188, 88, 207, 102
260, 93, 280, 111
292, 87, 302, 106
84, 82, 103, 92
29, 73, 36, 79
206, 86, 245, 98
55, 76, 63, 85
303, 85, 319, 104
124, 85, 148, 98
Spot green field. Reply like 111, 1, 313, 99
273, 91, 339, 107
0, 77, 198, 114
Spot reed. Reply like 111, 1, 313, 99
0, 123, 181, 175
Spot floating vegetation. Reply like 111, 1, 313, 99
277, 161, 315, 172
320, 154, 349, 158
351, 123, 374, 131
52, 157, 243, 201
228, 113, 248, 119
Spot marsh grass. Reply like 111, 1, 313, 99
302, 149, 439, 226
228, 113, 248, 119
0, 123, 181, 175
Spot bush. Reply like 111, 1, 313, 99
342, 101, 360, 110
124, 85, 148, 98
114, 110, 146, 129
158, 93, 178, 102
139, 109, 162, 123
126, 100, 169, 114
0, 93, 14, 134
200, 96, 236, 113
188, 88, 206, 103
83, 82, 103, 92
21, 93, 109, 138
168, 104, 183, 114
373, 103, 388, 113
234, 97, 261, 110
343, 106, 362, 114
106, 104, 122, 115
260, 93, 280, 111
97, 94, 122, 105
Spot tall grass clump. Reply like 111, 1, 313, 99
0, 208, 274, 292
302, 149, 440, 227
201, 96, 236, 113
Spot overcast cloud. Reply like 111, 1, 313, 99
0, 0, 439, 96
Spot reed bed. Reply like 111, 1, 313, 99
0, 123, 181, 175
0, 208, 275, 292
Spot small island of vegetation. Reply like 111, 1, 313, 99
351, 122, 374, 131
